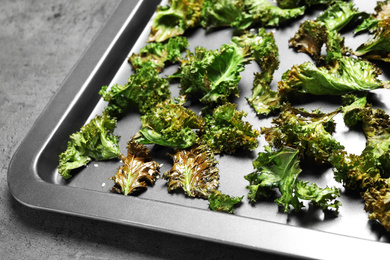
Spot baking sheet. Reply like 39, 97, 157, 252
8, 0, 390, 258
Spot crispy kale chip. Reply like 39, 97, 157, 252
231, 28, 280, 83
276, 0, 335, 8
200, 102, 259, 154
232, 0, 305, 30
337, 96, 390, 231
201, 0, 244, 28
334, 100, 390, 231
163, 145, 219, 198
289, 20, 329, 63
247, 72, 282, 116
99, 63, 171, 117
134, 99, 204, 149
261, 104, 344, 164
289, 22, 349, 64
208, 190, 243, 213
128, 36, 189, 72
315, 1, 366, 32
232, 29, 281, 116
245, 146, 341, 213
176, 43, 251, 105
333, 103, 390, 190
332, 151, 386, 192
341, 93, 368, 128
110, 137, 160, 195
148, 0, 204, 42
364, 185, 390, 232
355, 19, 390, 62
295, 180, 341, 213
278, 57, 386, 96
58, 113, 120, 179
355, 0, 390, 34
289, 1, 366, 64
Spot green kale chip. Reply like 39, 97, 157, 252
355, 19, 390, 62
247, 72, 282, 116
289, 20, 329, 64
278, 57, 386, 96
148, 0, 204, 42
332, 104, 390, 230
201, 0, 245, 28
245, 146, 341, 213
208, 190, 243, 213
261, 104, 344, 164
177, 43, 251, 105
289, 1, 366, 64
200, 102, 259, 154
232, 29, 281, 116
99, 63, 171, 117
163, 144, 219, 198
231, 0, 306, 30
355, 0, 390, 34
315, 1, 366, 32
364, 185, 390, 232
58, 113, 120, 179
231, 28, 280, 82
128, 36, 189, 72
134, 99, 204, 149
341, 94, 368, 128
333, 104, 390, 191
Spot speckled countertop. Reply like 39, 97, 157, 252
0, 1, 292, 259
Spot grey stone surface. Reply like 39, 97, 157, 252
0, 1, 292, 259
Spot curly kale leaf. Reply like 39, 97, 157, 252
134, 99, 204, 149
289, 21, 349, 65
247, 72, 282, 116
336, 101, 390, 230
324, 31, 350, 64
128, 36, 188, 72
245, 146, 302, 209
295, 180, 341, 213
177, 43, 251, 105
163, 145, 219, 198
208, 190, 243, 213
201, 0, 244, 28
341, 94, 368, 128
232, 0, 305, 30
289, 20, 329, 63
355, 19, 390, 62
99, 63, 171, 117
331, 152, 384, 191
316, 1, 366, 32
231, 29, 281, 116
245, 146, 340, 213
332, 105, 390, 191
278, 57, 386, 96
58, 113, 120, 179
148, 0, 204, 42
276, 0, 335, 9
261, 104, 344, 164
289, 1, 365, 64
110, 138, 160, 195
232, 28, 280, 82
364, 185, 390, 232
200, 102, 259, 154
355, 0, 390, 34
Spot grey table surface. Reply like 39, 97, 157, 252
0, 1, 295, 259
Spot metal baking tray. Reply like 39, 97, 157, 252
8, 0, 390, 258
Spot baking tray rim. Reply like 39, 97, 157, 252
7, 0, 390, 258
